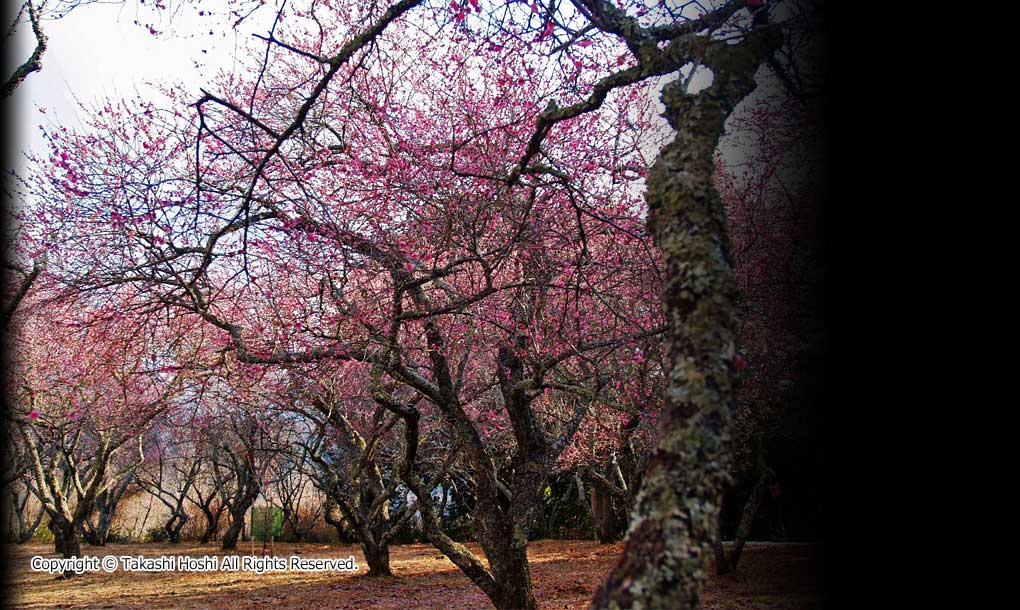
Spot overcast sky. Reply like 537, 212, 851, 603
7, 1, 274, 163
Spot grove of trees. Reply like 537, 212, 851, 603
3, 0, 826, 608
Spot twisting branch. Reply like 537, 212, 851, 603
2, 1, 46, 99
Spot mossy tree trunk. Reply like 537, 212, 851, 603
592, 34, 779, 609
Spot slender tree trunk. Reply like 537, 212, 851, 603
199, 505, 221, 543
379, 383, 541, 610
574, 472, 597, 538
713, 535, 731, 574
165, 510, 188, 544
200, 517, 218, 543
17, 510, 43, 544
717, 471, 772, 574
11, 490, 44, 544
592, 34, 777, 609
543, 476, 573, 537
1, 2, 47, 100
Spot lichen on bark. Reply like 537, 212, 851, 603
592, 31, 777, 610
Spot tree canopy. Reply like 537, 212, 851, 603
4, 1, 827, 608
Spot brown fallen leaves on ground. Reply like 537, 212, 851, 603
3, 539, 821, 609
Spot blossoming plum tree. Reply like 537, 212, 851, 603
18, 0, 822, 606
6, 289, 197, 570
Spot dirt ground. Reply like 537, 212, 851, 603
3, 540, 822, 609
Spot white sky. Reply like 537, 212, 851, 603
7, 1, 275, 164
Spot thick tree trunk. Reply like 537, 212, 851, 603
475, 474, 541, 610
49, 519, 82, 577
592, 35, 776, 609
61, 524, 81, 561
49, 518, 66, 556
362, 541, 392, 577
82, 527, 103, 546
84, 476, 133, 546
490, 540, 536, 610
221, 511, 245, 550
590, 481, 620, 544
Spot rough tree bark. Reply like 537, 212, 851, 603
222, 512, 243, 549
21, 429, 136, 576
362, 538, 392, 577
590, 477, 621, 544
47, 518, 66, 555
714, 457, 774, 574
592, 30, 780, 609
49, 519, 81, 564
163, 508, 188, 543
2, 1, 47, 99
